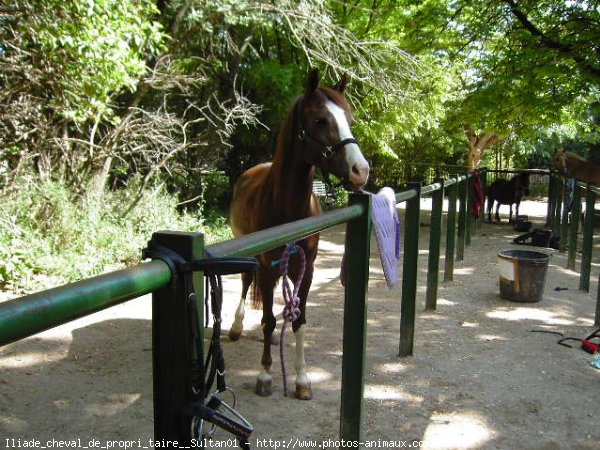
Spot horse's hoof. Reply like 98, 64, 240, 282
295, 383, 312, 400
255, 376, 273, 397
228, 329, 242, 341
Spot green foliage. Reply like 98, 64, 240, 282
20, 0, 164, 123
0, 178, 231, 293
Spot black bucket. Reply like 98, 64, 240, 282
497, 249, 551, 303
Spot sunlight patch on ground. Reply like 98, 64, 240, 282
318, 239, 346, 253
83, 393, 141, 417
364, 384, 423, 404
453, 267, 475, 275
422, 410, 496, 449
0, 415, 27, 432
476, 334, 507, 342
0, 350, 67, 369
378, 361, 410, 375
436, 298, 456, 306
486, 307, 574, 325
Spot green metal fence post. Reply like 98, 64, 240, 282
400, 182, 421, 357
567, 183, 582, 270
596, 273, 600, 326
479, 169, 487, 228
579, 185, 595, 292
553, 178, 564, 234
559, 180, 570, 253
546, 174, 556, 227
466, 173, 474, 244
444, 178, 458, 282
340, 193, 371, 446
456, 176, 468, 261
150, 231, 204, 442
426, 180, 444, 311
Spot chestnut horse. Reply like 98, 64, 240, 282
554, 149, 600, 186
228, 69, 369, 400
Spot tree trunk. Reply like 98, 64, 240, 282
464, 124, 503, 169
86, 156, 113, 203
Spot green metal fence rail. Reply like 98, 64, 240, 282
0, 173, 479, 448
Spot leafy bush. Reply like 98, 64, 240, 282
0, 178, 232, 293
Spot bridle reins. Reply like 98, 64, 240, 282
294, 97, 357, 187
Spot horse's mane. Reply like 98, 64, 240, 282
564, 151, 586, 161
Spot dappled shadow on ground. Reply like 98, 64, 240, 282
1, 200, 600, 448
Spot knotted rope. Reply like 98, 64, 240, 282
278, 242, 306, 397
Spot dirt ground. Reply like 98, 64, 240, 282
1, 199, 600, 450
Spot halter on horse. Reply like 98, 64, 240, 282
228, 69, 369, 399
486, 172, 530, 223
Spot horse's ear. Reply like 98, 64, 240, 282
306, 68, 320, 95
335, 74, 348, 94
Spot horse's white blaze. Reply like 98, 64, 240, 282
294, 325, 310, 387
325, 100, 369, 186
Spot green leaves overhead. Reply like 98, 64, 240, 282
18, 0, 165, 123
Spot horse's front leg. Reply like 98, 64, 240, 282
509, 204, 514, 223
228, 271, 253, 341
495, 203, 501, 222
291, 264, 314, 400
256, 268, 277, 397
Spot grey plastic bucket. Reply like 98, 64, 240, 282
497, 249, 551, 303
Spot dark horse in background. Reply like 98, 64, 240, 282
227, 69, 369, 400
486, 172, 530, 223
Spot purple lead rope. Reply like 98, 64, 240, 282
278, 242, 306, 397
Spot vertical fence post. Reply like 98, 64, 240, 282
567, 183, 582, 270
426, 180, 444, 311
579, 185, 595, 292
444, 178, 458, 282
478, 169, 487, 228
596, 273, 600, 326
151, 231, 204, 442
559, 180, 570, 253
546, 174, 556, 227
399, 182, 421, 357
553, 178, 564, 234
456, 176, 468, 261
340, 192, 371, 446
466, 173, 474, 244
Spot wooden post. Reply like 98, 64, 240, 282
340, 193, 371, 446
426, 180, 444, 311
151, 231, 204, 442
400, 182, 421, 357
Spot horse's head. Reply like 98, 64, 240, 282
296, 69, 369, 191
553, 149, 567, 173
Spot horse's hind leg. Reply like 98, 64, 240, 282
495, 202, 501, 222
228, 271, 252, 341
